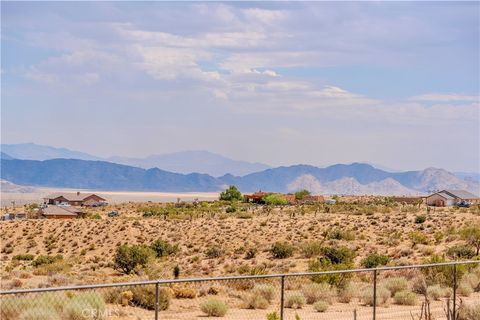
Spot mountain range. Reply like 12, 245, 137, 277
1, 143, 478, 195
1, 157, 478, 196
0, 143, 269, 177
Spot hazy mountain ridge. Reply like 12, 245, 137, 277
1, 158, 478, 196
1, 144, 270, 177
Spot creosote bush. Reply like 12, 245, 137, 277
270, 242, 294, 259
361, 286, 390, 306
113, 245, 155, 274
361, 253, 390, 268
285, 293, 306, 309
200, 298, 228, 317
313, 300, 329, 313
393, 290, 417, 305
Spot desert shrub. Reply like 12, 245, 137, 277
327, 228, 355, 241
446, 245, 476, 259
225, 206, 236, 213
64, 292, 105, 320
318, 246, 355, 265
113, 245, 155, 274
427, 285, 451, 300
200, 298, 228, 317
300, 241, 323, 258
393, 290, 417, 305
337, 282, 357, 303
308, 258, 352, 287
301, 283, 335, 304
457, 281, 474, 297
294, 189, 311, 200
409, 231, 429, 247
285, 293, 306, 309
205, 245, 224, 258
383, 277, 409, 297
32, 255, 63, 267
458, 302, 480, 320
415, 215, 426, 224
462, 273, 480, 290
150, 239, 179, 257
313, 300, 329, 312
266, 312, 280, 320
241, 293, 269, 309
361, 253, 390, 268
13, 254, 34, 261
32, 260, 71, 276
361, 286, 390, 306
253, 284, 275, 302
172, 285, 197, 299
219, 186, 242, 201
19, 307, 60, 320
270, 242, 294, 259
131, 286, 171, 310
421, 255, 468, 286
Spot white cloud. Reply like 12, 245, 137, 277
410, 93, 479, 102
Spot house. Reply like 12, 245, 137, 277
426, 190, 479, 207
43, 192, 106, 206
244, 191, 268, 203
39, 205, 84, 219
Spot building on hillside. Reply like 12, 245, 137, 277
43, 192, 106, 206
300, 195, 325, 203
39, 205, 84, 219
244, 191, 268, 203
426, 190, 479, 207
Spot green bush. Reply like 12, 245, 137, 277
131, 286, 171, 310
313, 300, 329, 312
19, 307, 60, 320
32, 255, 63, 267
446, 245, 476, 259
270, 242, 294, 259
263, 194, 288, 206
13, 254, 34, 261
285, 293, 306, 309
150, 239, 179, 257
383, 277, 409, 297
295, 189, 311, 200
301, 283, 335, 304
219, 186, 242, 201
414, 215, 426, 224
361, 286, 391, 306
205, 245, 224, 259
113, 245, 155, 274
319, 246, 355, 265
300, 241, 323, 258
427, 285, 451, 300
458, 302, 480, 320
200, 298, 228, 317
393, 290, 417, 305
327, 228, 355, 241
361, 253, 390, 268
308, 258, 352, 287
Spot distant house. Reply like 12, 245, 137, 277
39, 205, 84, 219
43, 192, 106, 206
426, 190, 479, 207
244, 191, 268, 203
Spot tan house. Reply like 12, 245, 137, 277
426, 190, 479, 207
39, 205, 84, 219
43, 192, 106, 206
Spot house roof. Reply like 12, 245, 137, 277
435, 192, 455, 200
41, 205, 83, 217
442, 190, 479, 200
44, 192, 105, 201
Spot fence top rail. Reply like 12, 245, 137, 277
1, 260, 478, 295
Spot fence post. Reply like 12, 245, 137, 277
452, 264, 457, 320
280, 275, 285, 320
373, 269, 377, 320
155, 282, 159, 320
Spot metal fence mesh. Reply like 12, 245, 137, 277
1, 261, 479, 320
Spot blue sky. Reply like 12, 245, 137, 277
1, 1, 479, 172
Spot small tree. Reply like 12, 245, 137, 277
460, 225, 480, 255
114, 245, 155, 274
294, 189, 311, 200
263, 194, 288, 206
150, 239, 179, 257
219, 185, 243, 201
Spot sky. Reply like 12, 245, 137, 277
1, 1, 479, 172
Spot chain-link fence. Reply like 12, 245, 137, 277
1, 261, 479, 320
